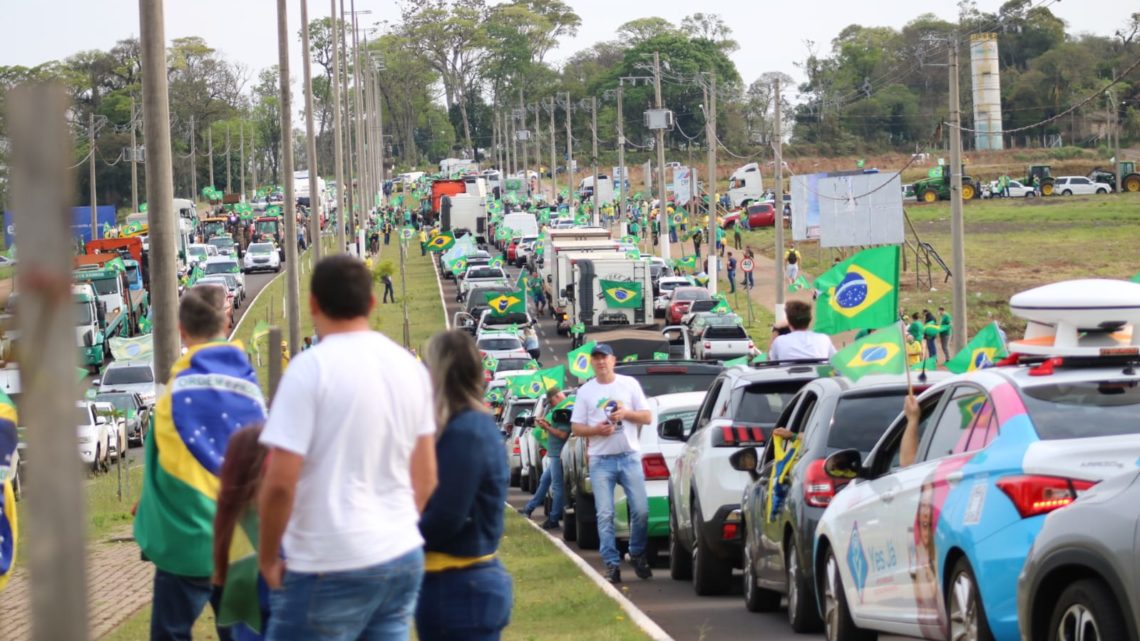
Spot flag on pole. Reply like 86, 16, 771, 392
567, 342, 597, 380
599, 280, 643, 309
426, 231, 456, 252
812, 246, 900, 335
945, 322, 1008, 374
673, 255, 698, 271
485, 288, 527, 316
787, 274, 810, 293
830, 324, 906, 382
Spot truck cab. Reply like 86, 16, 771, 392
73, 255, 137, 337
74, 283, 107, 373
727, 163, 765, 208
567, 257, 654, 330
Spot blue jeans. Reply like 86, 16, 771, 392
727, 269, 736, 293
415, 559, 512, 641
150, 569, 234, 641
590, 451, 649, 567
524, 457, 564, 522
744, 271, 754, 289
265, 548, 424, 641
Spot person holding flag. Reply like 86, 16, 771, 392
518, 388, 572, 530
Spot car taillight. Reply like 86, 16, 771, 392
642, 453, 669, 480
513, 438, 520, 455
539, 448, 547, 458
804, 459, 839, 508
996, 475, 1096, 518
713, 425, 765, 447
722, 509, 742, 540
704, 342, 712, 349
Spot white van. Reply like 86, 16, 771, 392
578, 175, 615, 204
500, 212, 538, 239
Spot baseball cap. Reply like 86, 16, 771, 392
590, 343, 615, 357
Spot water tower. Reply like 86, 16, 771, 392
969, 34, 1004, 150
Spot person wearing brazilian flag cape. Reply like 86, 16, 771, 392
133, 285, 267, 640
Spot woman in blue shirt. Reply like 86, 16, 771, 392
417, 330, 512, 641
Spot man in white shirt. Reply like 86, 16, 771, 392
258, 255, 438, 641
768, 300, 837, 361
570, 344, 654, 584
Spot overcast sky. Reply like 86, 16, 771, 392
2, 0, 1133, 101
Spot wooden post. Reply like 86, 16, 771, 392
10, 83, 90, 641
268, 326, 283, 402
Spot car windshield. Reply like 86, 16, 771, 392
249, 244, 274, 254
188, 247, 207, 257
75, 300, 94, 325
94, 394, 136, 413
495, 358, 533, 372
205, 261, 239, 275
674, 289, 708, 302
1021, 380, 1140, 440
660, 281, 684, 292
479, 338, 522, 351
732, 381, 809, 426
89, 277, 119, 296
103, 366, 154, 385
209, 237, 234, 248
125, 264, 139, 283
827, 392, 907, 453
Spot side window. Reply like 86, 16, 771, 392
788, 393, 819, 437
693, 380, 724, 433
876, 391, 944, 474
922, 386, 990, 461
763, 395, 804, 464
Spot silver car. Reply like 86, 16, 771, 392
98, 360, 157, 408
1018, 469, 1140, 641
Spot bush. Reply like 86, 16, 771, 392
374, 260, 396, 280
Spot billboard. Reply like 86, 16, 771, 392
790, 171, 903, 248
671, 166, 697, 204
4, 205, 118, 248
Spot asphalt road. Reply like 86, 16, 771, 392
437, 249, 913, 641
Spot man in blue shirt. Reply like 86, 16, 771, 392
726, 252, 738, 294
519, 388, 570, 530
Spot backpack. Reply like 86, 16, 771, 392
787, 250, 798, 265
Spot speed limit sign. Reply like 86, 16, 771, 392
741, 258, 754, 273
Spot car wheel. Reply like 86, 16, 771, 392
1047, 578, 1127, 641
669, 505, 693, 580
1026, 192, 1036, 198
509, 467, 520, 488
527, 464, 539, 494
562, 478, 578, 542
1062, 190, 1073, 196
947, 558, 995, 641
922, 190, 939, 203
743, 534, 780, 612
787, 540, 823, 632
1096, 188, 1107, 194
575, 490, 599, 550
821, 547, 877, 641
691, 503, 732, 596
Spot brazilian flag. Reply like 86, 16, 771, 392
599, 279, 643, 309
673, 255, 698, 271
447, 256, 468, 276
0, 390, 18, 591
813, 246, 900, 335
567, 341, 597, 380
945, 322, 1007, 374
710, 296, 733, 315
426, 231, 456, 252
485, 388, 505, 405
485, 288, 526, 316
482, 353, 499, 373
830, 324, 905, 382
653, 352, 669, 361
509, 366, 564, 398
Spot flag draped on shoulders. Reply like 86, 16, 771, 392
0, 390, 18, 592
812, 246, 900, 334
134, 341, 267, 577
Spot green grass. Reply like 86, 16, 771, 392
369, 242, 447, 354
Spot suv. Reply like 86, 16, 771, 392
561, 360, 722, 549
502, 395, 537, 488
661, 361, 823, 595
1053, 175, 1111, 196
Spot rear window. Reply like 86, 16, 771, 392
103, 366, 154, 385
731, 381, 809, 425
495, 358, 533, 372
479, 338, 522, 351
704, 326, 747, 340
468, 269, 503, 279
626, 371, 719, 397
674, 289, 708, 301
827, 393, 906, 453
1021, 380, 1140, 440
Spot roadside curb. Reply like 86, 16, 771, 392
430, 252, 451, 329
514, 512, 676, 641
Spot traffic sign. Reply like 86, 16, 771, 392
741, 258, 754, 273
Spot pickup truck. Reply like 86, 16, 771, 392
458, 266, 509, 302
691, 322, 756, 361
73, 254, 147, 337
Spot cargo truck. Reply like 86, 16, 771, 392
565, 257, 654, 330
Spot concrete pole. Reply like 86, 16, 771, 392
507, 108, 515, 177
277, 0, 301, 354
591, 96, 600, 225
89, 113, 98, 240
207, 127, 214, 189
773, 77, 785, 308
706, 73, 718, 295
226, 125, 232, 194
375, 64, 386, 208
653, 52, 669, 262
189, 115, 196, 202
301, 0, 322, 261
534, 105, 543, 201
564, 93, 573, 195
350, 4, 366, 240
239, 122, 246, 200
949, 39, 967, 352
9, 83, 89, 641
617, 84, 625, 214
519, 89, 528, 198
130, 97, 139, 213
332, 0, 346, 253
549, 100, 557, 204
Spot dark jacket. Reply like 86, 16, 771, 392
419, 409, 508, 558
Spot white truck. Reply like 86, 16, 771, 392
548, 246, 625, 305
293, 170, 327, 205
578, 175, 614, 204
441, 193, 487, 244
543, 239, 623, 284
440, 158, 478, 176
566, 256, 654, 329
726, 162, 765, 208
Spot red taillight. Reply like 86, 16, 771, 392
804, 459, 838, 508
714, 425, 764, 447
996, 475, 1095, 518
642, 453, 670, 480
721, 522, 740, 540
513, 438, 520, 455
704, 342, 712, 349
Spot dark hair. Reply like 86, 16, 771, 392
785, 300, 813, 330
181, 285, 226, 339
310, 255, 373, 320
213, 424, 267, 585
911, 312, 920, 320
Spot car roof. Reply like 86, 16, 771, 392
105, 360, 152, 369
204, 256, 237, 264
649, 391, 707, 409
719, 362, 828, 385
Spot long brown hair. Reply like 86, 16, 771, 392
212, 425, 268, 584
424, 330, 487, 434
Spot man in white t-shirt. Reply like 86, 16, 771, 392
768, 300, 837, 362
258, 255, 438, 641
570, 344, 654, 584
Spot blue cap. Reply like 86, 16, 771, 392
591, 343, 615, 357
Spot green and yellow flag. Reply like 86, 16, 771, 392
673, 255, 698, 271
485, 288, 526, 316
945, 322, 1007, 374
0, 390, 18, 591
830, 324, 906, 382
653, 352, 669, 361
567, 341, 596, 380
599, 279, 643, 309
812, 246, 900, 335
426, 231, 456, 252
508, 365, 565, 398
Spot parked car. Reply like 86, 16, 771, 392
655, 277, 692, 316
745, 203, 778, 228
77, 401, 111, 473
502, 395, 537, 488
667, 287, 712, 325
92, 391, 151, 446
691, 318, 756, 362
986, 179, 1038, 198
1052, 176, 1111, 196
1018, 469, 1140, 641
476, 330, 530, 361
661, 361, 822, 595
98, 360, 156, 408
243, 242, 281, 273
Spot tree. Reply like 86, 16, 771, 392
251, 67, 282, 184
371, 34, 440, 167
616, 17, 678, 44
680, 13, 738, 53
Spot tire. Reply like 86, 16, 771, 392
562, 477, 578, 542
1047, 578, 1127, 641
921, 190, 939, 203
962, 183, 976, 200
692, 504, 733, 596
575, 490, 599, 550
1124, 175, 1140, 193
669, 506, 693, 580
1025, 192, 1036, 198
509, 467, 521, 488
787, 540, 823, 632
1096, 188, 1107, 195
1062, 190, 1073, 196
527, 464, 538, 494
743, 535, 780, 612
821, 547, 877, 641
1042, 183, 1054, 196
947, 558, 995, 641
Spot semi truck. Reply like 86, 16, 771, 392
440, 193, 487, 245
565, 257, 654, 330
726, 162, 765, 208
74, 283, 109, 373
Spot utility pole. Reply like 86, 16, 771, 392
350, 3, 367, 243
225, 125, 232, 194
653, 52, 669, 262
706, 72, 718, 295
591, 96, 599, 225
130, 97, 139, 213
375, 61, 386, 208
89, 113, 98, 240
507, 108, 515, 177
564, 92, 573, 193
549, 99, 557, 204
519, 89, 528, 198
1111, 83, 1122, 194
533, 105, 543, 201
949, 38, 967, 353
617, 84, 625, 215
277, 0, 301, 354
189, 115, 197, 201
775, 76, 784, 307
239, 122, 245, 200
301, 0, 322, 260
207, 127, 214, 189
331, 0, 346, 253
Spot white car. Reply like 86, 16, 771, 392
459, 266, 509, 300
655, 276, 692, 317
1052, 175, 1111, 196
198, 275, 243, 309
502, 395, 537, 488
98, 360, 157, 408
187, 243, 217, 267
203, 256, 245, 291
476, 330, 530, 361
243, 242, 281, 273
93, 401, 128, 464
986, 179, 1037, 198
77, 401, 111, 473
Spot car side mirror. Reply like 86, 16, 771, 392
729, 447, 760, 481
658, 417, 687, 441
824, 449, 865, 481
